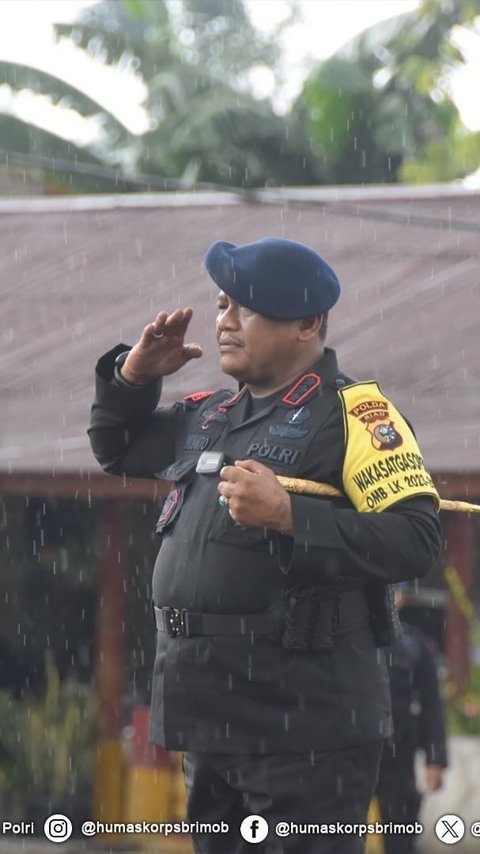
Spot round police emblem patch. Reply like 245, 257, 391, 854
373, 422, 401, 447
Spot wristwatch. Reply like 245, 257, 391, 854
113, 350, 138, 388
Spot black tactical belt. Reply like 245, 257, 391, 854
154, 606, 274, 638
153, 589, 368, 640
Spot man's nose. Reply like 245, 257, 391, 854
217, 306, 238, 330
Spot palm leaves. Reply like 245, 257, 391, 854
1, 0, 478, 191
300, 0, 480, 184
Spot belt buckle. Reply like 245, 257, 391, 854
166, 607, 188, 637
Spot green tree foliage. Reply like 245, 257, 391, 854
1, 0, 479, 192
0, 0, 168, 192
299, 0, 480, 184
0, 35, 135, 192
56, 0, 321, 188
0, 0, 321, 192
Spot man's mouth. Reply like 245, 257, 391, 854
219, 340, 242, 350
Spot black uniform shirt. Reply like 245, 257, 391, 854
89, 346, 441, 753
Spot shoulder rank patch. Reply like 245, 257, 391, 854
338, 381, 440, 513
184, 391, 214, 403
282, 373, 321, 406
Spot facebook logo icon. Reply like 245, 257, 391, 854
240, 815, 269, 843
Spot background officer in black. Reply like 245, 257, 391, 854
89, 237, 441, 854
376, 586, 447, 854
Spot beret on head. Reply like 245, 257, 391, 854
204, 237, 340, 319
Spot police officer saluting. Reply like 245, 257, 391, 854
89, 237, 441, 854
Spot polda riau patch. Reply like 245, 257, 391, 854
348, 398, 403, 451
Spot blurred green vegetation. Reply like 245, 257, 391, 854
0, 659, 95, 807
446, 664, 480, 736
1, 0, 480, 191
300, 0, 480, 184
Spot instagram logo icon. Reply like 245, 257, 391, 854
44, 814, 73, 843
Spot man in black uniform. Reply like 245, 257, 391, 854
376, 587, 447, 854
89, 237, 441, 854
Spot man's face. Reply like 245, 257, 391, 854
215, 291, 300, 388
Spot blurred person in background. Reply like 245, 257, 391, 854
375, 585, 447, 854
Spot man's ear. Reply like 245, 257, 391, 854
298, 314, 323, 341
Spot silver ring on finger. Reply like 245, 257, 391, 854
152, 331, 165, 339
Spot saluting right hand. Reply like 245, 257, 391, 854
120, 307, 203, 385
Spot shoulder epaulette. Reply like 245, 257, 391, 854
282, 373, 321, 406
184, 391, 214, 403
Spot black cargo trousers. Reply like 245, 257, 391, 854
183, 740, 385, 854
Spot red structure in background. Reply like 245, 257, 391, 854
92, 499, 184, 829
124, 705, 178, 823
93, 501, 126, 823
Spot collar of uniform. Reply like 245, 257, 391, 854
221, 385, 248, 409
279, 347, 339, 408
221, 350, 339, 432
222, 385, 253, 431
316, 347, 340, 383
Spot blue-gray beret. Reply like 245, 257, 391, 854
204, 237, 340, 319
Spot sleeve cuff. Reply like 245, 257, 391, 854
291, 494, 345, 551
94, 345, 162, 418
96, 343, 132, 382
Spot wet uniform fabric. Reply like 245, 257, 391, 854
183, 742, 384, 854
89, 345, 441, 853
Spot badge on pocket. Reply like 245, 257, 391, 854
156, 485, 186, 534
